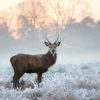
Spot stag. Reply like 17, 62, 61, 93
10, 34, 61, 88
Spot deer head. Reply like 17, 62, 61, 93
45, 33, 61, 55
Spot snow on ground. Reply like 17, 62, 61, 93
0, 63, 100, 100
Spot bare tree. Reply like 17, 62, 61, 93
46, 0, 91, 29
7, 0, 91, 34
18, 0, 47, 30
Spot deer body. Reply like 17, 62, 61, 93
10, 34, 60, 88
11, 52, 56, 73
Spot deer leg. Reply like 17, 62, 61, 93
16, 73, 24, 88
37, 73, 42, 88
13, 73, 17, 88
13, 72, 24, 88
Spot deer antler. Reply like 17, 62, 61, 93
46, 33, 59, 43
54, 33, 59, 43
46, 33, 51, 43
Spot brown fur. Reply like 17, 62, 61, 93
10, 51, 57, 88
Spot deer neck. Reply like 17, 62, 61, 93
47, 51, 57, 64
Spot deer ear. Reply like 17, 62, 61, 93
56, 41, 61, 46
45, 42, 49, 46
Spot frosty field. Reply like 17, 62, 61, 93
0, 63, 100, 100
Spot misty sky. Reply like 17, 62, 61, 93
0, 17, 100, 65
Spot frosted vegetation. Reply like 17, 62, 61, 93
0, 63, 100, 100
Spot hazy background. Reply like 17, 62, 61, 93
0, 0, 100, 65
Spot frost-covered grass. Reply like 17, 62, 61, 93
0, 63, 100, 100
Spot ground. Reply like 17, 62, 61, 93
0, 63, 100, 100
